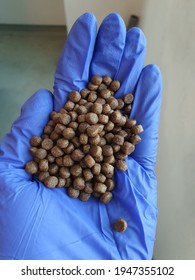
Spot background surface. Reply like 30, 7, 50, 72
0, 0, 194, 259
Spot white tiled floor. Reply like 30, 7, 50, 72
0, 26, 66, 141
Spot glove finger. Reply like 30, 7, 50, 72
0, 89, 53, 178
90, 13, 126, 78
114, 27, 146, 98
130, 64, 163, 167
53, 13, 97, 111
104, 65, 161, 259
107, 157, 158, 259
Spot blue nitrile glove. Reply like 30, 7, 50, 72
0, 13, 162, 260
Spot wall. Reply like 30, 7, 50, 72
0, 0, 66, 25
139, 0, 195, 259
64, 0, 144, 32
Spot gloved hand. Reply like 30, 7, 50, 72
0, 13, 162, 260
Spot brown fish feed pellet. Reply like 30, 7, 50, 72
54, 123, 65, 134
103, 155, 115, 164
63, 155, 74, 167
105, 178, 115, 191
84, 154, 96, 168
49, 163, 59, 175
112, 135, 124, 146
64, 100, 75, 111
107, 97, 119, 110
121, 142, 135, 155
25, 75, 144, 204
69, 111, 78, 121
83, 168, 93, 181
98, 114, 109, 125
99, 137, 107, 146
110, 110, 122, 124
97, 83, 107, 92
63, 143, 74, 154
115, 152, 128, 160
116, 98, 125, 110
25, 161, 38, 174
56, 138, 69, 149
92, 163, 101, 175
129, 134, 142, 145
44, 125, 53, 135
57, 177, 66, 188
113, 218, 127, 232
78, 99, 87, 106
38, 171, 50, 181
101, 163, 114, 178
131, 124, 144, 135
87, 82, 98, 91
41, 138, 54, 150
85, 112, 99, 125
56, 157, 64, 167
109, 80, 120, 92
79, 191, 91, 202
84, 182, 93, 194
82, 144, 90, 154
67, 187, 80, 198
59, 166, 71, 179
102, 145, 113, 157
78, 122, 89, 133
29, 147, 37, 156
35, 148, 47, 159
47, 154, 56, 163
44, 176, 58, 188
71, 136, 80, 148
68, 121, 78, 130
115, 160, 128, 171
69, 91, 81, 103
87, 91, 97, 102
71, 149, 85, 161
102, 75, 112, 86
96, 97, 106, 105
123, 93, 134, 104
70, 164, 82, 177
88, 134, 101, 145
91, 102, 103, 115
89, 145, 102, 157
94, 183, 107, 193
99, 89, 112, 99
50, 131, 59, 141
104, 121, 114, 132
80, 88, 90, 99
30, 136, 42, 147
58, 113, 71, 126
51, 146, 64, 158
79, 134, 88, 145
91, 75, 103, 86
95, 173, 106, 183
62, 127, 75, 140
76, 105, 88, 115
124, 104, 132, 114
86, 124, 101, 138
100, 191, 113, 204
73, 177, 85, 190
39, 159, 49, 172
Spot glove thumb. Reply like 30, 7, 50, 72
0, 89, 53, 181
